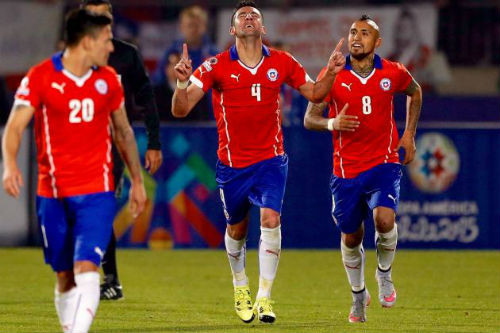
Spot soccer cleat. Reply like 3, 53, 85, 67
376, 268, 397, 308
233, 286, 255, 323
100, 282, 124, 300
253, 297, 276, 323
348, 289, 370, 323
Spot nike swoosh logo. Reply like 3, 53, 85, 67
384, 291, 396, 302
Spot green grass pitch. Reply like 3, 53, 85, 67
1, 249, 499, 333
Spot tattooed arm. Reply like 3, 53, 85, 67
304, 101, 359, 132
394, 79, 422, 165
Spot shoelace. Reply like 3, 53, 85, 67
351, 298, 365, 317
235, 290, 251, 308
257, 298, 274, 312
379, 276, 394, 293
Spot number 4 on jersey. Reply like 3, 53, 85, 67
251, 84, 261, 102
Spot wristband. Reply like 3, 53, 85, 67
327, 118, 336, 131
177, 79, 189, 89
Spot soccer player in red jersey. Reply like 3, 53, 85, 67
2, 9, 146, 333
304, 15, 422, 323
172, 0, 345, 324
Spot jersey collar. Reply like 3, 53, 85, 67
51, 52, 64, 71
345, 54, 382, 70
229, 44, 271, 61
51, 51, 95, 87
52, 51, 100, 72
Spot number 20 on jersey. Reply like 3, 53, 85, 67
69, 98, 94, 123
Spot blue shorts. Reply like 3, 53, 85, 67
37, 192, 116, 272
216, 155, 288, 224
330, 163, 402, 234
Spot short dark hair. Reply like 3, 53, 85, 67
80, 0, 112, 11
359, 14, 373, 22
64, 8, 112, 47
231, 1, 262, 27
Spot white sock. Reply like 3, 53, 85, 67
340, 241, 365, 292
71, 272, 100, 333
375, 224, 398, 271
55, 286, 78, 333
257, 226, 281, 299
224, 230, 248, 287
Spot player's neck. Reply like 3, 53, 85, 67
235, 38, 263, 67
350, 54, 375, 78
61, 48, 93, 77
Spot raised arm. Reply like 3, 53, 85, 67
394, 79, 422, 165
111, 107, 146, 216
2, 104, 35, 198
171, 43, 205, 117
299, 38, 346, 103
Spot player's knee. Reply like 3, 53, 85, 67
260, 209, 280, 228
374, 211, 395, 233
226, 220, 248, 240
73, 260, 99, 275
56, 271, 76, 292
342, 234, 363, 248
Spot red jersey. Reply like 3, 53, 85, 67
190, 45, 310, 168
321, 55, 413, 178
14, 53, 124, 198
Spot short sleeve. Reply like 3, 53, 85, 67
14, 67, 42, 109
394, 62, 414, 92
316, 66, 332, 104
108, 72, 125, 112
189, 57, 217, 93
285, 52, 312, 90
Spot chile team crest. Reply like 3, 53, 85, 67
267, 68, 279, 82
95, 79, 108, 95
380, 78, 391, 91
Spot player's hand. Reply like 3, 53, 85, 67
331, 104, 359, 131
327, 38, 346, 75
2, 165, 24, 198
129, 181, 146, 218
174, 43, 193, 83
145, 149, 163, 175
395, 131, 416, 165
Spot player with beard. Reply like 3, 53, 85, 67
304, 15, 422, 323
172, 0, 345, 324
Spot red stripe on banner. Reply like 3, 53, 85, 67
169, 201, 192, 245
172, 191, 223, 248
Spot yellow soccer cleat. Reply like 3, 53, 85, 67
253, 297, 276, 323
234, 286, 255, 323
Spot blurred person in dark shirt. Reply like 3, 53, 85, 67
154, 52, 210, 121
0, 77, 10, 125
152, 6, 218, 85
153, 6, 217, 121
82, 0, 163, 301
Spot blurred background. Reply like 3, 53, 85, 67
0, 0, 499, 250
